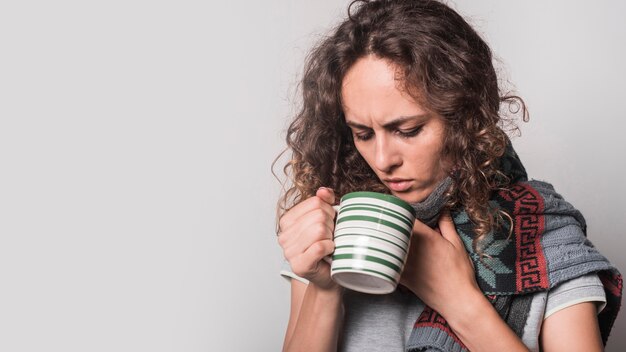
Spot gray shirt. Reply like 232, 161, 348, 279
281, 264, 606, 352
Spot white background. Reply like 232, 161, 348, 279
0, 1, 624, 351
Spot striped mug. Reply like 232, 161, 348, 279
330, 191, 416, 294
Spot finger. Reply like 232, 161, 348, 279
298, 209, 335, 240
437, 210, 464, 250
292, 239, 335, 277
411, 218, 438, 239
280, 191, 335, 230
279, 198, 319, 229
282, 210, 335, 258
315, 187, 336, 205
304, 239, 335, 261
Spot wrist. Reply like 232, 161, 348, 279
427, 283, 484, 324
310, 280, 344, 301
443, 290, 529, 352
443, 289, 492, 331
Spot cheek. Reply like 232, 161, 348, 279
430, 149, 448, 178
409, 144, 444, 174
428, 145, 445, 170
424, 132, 446, 165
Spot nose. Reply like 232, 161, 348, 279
373, 135, 401, 173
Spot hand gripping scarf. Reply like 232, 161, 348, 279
406, 145, 623, 351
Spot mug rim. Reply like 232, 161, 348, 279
340, 191, 415, 217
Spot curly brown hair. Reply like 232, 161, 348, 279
274, 0, 527, 247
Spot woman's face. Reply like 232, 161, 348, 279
341, 56, 448, 203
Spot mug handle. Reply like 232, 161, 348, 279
322, 205, 341, 264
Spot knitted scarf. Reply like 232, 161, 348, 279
405, 145, 623, 351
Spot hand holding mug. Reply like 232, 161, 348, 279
277, 187, 339, 291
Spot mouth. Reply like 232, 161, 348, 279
383, 178, 413, 192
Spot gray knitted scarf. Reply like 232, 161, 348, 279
409, 177, 452, 228
404, 145, 622, 351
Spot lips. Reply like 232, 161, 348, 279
384, 179, 413, 192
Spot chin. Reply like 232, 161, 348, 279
394, 184, 441, 203
391, 191, 423, 204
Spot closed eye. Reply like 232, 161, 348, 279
354, 130, 373, 141
352, 126, 423, 141
396, 126, 423, 138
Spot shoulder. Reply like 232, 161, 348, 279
545, 273, 606, 319
520, 274, 606, 351
524, 179, 587, 229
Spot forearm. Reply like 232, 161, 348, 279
445, 290, 529, 352
283, 284, 344, 352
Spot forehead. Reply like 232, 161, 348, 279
341, 56, 426, 122
342, 56, 401, 100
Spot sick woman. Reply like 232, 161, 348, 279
275, 1, 622, 351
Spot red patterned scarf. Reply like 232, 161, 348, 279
406, 147, 623, 351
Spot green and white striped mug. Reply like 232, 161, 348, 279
330, 191, 416, 294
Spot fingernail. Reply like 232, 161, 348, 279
319, 187, 334, 192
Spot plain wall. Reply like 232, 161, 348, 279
0, 1, 624, 351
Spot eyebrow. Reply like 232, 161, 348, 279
345, 114, 430, 130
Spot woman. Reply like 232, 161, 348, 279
275, 1, 622, 351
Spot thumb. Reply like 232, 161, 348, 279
437, 210, 464, 249
315, 187, 336, 205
